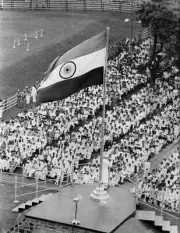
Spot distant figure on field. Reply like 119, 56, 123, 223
25, 86, 31, 105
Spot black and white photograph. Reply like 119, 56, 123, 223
0, 0, 179, 232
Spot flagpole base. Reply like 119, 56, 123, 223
70, 220, 81, 225
90, 185, 109, 201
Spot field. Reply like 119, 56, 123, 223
0, 9, 172, 233
0, 174, 59, 231
0, 10, 141, 99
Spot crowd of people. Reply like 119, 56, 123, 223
0, 35, 179, 213
18, 38, 152, 180
138, 147, 180, 213
69, 40, 180, 187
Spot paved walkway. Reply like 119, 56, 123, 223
150, 138, 180, 172
130, 138, 180, 185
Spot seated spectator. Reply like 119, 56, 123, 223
138, 147, 180, 212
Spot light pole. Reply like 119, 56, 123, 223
130, 0, 134, 57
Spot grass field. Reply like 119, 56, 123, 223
0, 10, 141, 99
0, 175, 59, 231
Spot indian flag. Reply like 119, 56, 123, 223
37, 30, 107, 103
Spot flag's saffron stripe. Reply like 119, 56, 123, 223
37, 67, 103, 103
52, 31, 106, 70
40, 47, 106, 89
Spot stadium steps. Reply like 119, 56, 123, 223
136, 210, 155, 221
12, 193, 52, 213
171, 226, 179, 233
136, 210, 179, 233
162, 220, 171, 231
154, 215, 163, 226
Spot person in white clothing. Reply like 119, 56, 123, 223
143, 161, 151, 177
102, 156, 110, 187
31, 86, 37, 103
25, 87, 31, 105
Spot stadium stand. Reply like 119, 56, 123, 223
138, 146, 180, 213
0, 33, 179, 216
1, 0, 141, 12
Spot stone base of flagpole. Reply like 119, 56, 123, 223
90, 185, 109, 201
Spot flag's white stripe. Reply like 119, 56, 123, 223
39, 47, 106, 90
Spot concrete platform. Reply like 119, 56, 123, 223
26, 184, 136, 233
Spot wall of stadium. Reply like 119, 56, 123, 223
0, 0, 141, 12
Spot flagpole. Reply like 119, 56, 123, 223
99, 26, 110, 185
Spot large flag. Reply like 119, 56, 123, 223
37, 30, 107, 103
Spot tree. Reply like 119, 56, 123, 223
174, 39, 180, 71
170, 17, 180, 71
136, 0, 180, 83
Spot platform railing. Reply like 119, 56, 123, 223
138, 199, 180, 220
138, 189, 180, 215
130, 177, 180, 218
0, 166, 25, 185
13, 172, 72, 203
1, 163, 179, 217
0, 166, 72, 203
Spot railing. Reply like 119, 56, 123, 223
138, 199, 180, 226
138, 190, 180, 215
1, 0, 141, 12
0, 167, 72, 203
0, 27, 151, 115
115, 168, 180, 218
14, 174, 71, 203
2, 93, 17, 113
1, 161, 179, 219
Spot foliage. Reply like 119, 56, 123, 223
136, 0, 180, 82
172, 17, 180, 70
